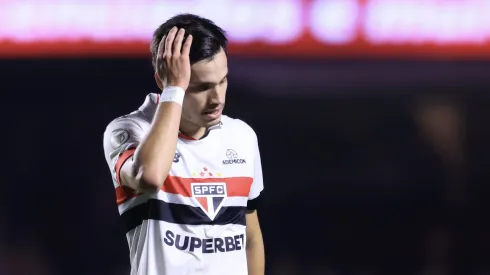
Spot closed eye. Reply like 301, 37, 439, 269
188, 74, 228, 92
189, 84, 211, 92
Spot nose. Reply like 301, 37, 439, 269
207, 87, 223, 106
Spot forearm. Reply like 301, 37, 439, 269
132, 101, 182, 190
246, 233, 265, 275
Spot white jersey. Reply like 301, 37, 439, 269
102, 93, 264, 275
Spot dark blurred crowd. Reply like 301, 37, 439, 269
2, 60, 489, 275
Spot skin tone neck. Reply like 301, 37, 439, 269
178, 119, 208, 140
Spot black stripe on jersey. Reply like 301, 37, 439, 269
247, 196, 261, 211
120, 199, 246, 233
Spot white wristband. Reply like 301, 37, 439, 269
160, 86, 185, 106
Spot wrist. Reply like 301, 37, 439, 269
160, 86, 185, 106
166, 81, 188, 91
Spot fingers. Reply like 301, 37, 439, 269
181, 34, 193, 57
157, 35, 166, 60
165, 27, 178, 58
159, 26, 191, 62
172, 28, 186, 56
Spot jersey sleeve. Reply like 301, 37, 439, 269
103, 117, 147, 187
247, 131, 264, 210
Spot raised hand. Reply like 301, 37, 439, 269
156, 27, 193, 90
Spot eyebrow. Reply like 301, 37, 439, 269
190, 73, 228, 85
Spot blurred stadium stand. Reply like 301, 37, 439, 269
1, 0, 489, 274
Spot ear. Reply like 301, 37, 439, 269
154, 72, 164, 90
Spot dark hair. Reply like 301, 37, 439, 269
150, 13, 228, 71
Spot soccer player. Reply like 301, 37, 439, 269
102, 14, 265, 275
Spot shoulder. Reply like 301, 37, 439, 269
104, 93, 158, 135
221, 115, 258, 140
103, 114, 148, 148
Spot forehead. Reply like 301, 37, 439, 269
190, 49, 228, 83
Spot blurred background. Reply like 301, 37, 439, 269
1, 0, 490, 274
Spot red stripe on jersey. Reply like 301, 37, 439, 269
115, 149, 136, 186
178, 132, 197, 140
114, 149, 138, 205
115, 176, 253, 206
115, 185, 138, 205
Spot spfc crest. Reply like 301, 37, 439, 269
191, 183, 227, 220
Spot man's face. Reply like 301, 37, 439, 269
182, 48, 228, 128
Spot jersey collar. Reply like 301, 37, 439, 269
178, 121, 223, 140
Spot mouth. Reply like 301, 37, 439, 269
203, 107, 221, 114
203, 107, 222, 119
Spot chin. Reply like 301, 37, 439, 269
202, 116, 222, 127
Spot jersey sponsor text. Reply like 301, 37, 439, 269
164, 230, 245, 253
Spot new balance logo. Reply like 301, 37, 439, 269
173, 152, 181, 163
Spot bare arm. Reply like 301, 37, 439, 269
120, 27, 193, 192
245, 129, 265, 275
246, 210, 265, 275
119, 102, 181, 192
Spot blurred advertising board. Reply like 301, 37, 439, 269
1, 0, 489, 58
